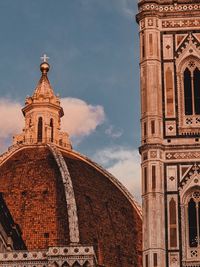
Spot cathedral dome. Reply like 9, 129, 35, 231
0, 58, 142, 267
0, 145, 142, 266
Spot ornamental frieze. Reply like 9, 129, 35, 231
139, 3, 200, 13
166, 151, 200, 160
162, 19, 200, 29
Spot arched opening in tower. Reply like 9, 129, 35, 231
37, 117, 43, 142
50, 118, 54, 142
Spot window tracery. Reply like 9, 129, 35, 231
182, 188, 200, 261
183, 61, 200, 116
188, 191, 200, 248
177, 57, 200, 133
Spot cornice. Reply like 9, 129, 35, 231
22, 101, 63, 116
137, 1, 200, 22
139, 143, 200, 153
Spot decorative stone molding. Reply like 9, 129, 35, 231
179, 164, 200, 190
150, 150, 157, 158
162, 19, 200, 29
182, 261, 200, 267
166, 166, 177, 191
166, 151, 200, 160
165, 121, 177, 136
0, 246, 97, 267
139, 3, 200, 13
169, 252, 179, 267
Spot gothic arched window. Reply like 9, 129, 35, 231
188, 191, 200, 248
50, 118, 53, 142
37, 117, 43, 142
184, 68, 192, 115
183, 61, 200, 116
194, 68, 200, 115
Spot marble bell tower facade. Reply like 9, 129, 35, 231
137, 1, 200, 267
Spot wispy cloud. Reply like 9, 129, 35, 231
105, 125, 123, 139
77, 0, 137, 19
94, 146, 141, 202
116, 0, 137, 19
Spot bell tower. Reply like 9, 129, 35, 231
13, 56, 72, 150
137, 1, 200, 266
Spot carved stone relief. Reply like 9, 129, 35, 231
167, 166, 177, 191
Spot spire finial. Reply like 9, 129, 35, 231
40, 54, 49, 63
40, 54, 50, 74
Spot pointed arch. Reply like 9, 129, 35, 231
37, 117, 43, 142
180, 186, 200, 260
193, 67, 200, 114
184, 68, 192, 115
178, 56, 200, 118
188, 197, 198, 247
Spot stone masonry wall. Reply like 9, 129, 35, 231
0, 147, 70, 250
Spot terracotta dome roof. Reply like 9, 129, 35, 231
0, 145, 142, 267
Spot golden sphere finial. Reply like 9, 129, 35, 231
40, 62, 50, 74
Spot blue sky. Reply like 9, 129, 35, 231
0, 0, 141, 201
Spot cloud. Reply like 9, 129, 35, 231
105, 125, 123, 139
123, 7, 135, 18
61, 97, 105, 138
0, 98, 24, 139
94, 146, 141, 202
115, 0, 137, 18
78, 0, 137, 19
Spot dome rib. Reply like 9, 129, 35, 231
47, 144, 80, 243
60, 148, 142, 219
0, 144, 142, 220
0, 143, 142, 220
